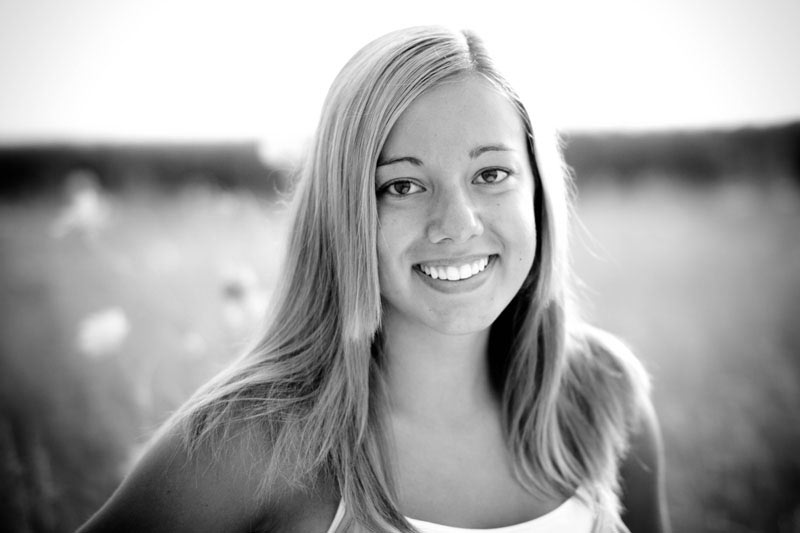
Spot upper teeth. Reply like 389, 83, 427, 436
418, 257, 490, 281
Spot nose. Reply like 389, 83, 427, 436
427, 186, 484, 244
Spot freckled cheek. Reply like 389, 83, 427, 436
376, 239, 398, 283
377, 208, 422, 251
495, 205, 536, 264
376, 212, 414, 289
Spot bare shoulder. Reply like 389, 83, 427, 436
619, 396, 671, 533
572, 325, 670, 531
76, 420, 282, 532
578, 325, 650, 393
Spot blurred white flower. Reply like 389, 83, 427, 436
220, 263, 269, 332
51, 169, 110, 240
181, 331, 207, 358
76, 307, 130, 358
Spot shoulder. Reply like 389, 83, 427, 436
619, 389, 671, 532
574, 324, 649, 388
566, 324, 652, 431
569, 325, 670, 532
76, 420, 294, 532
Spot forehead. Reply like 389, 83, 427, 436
381, 76, 527, 158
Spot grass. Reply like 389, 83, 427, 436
573, 178, 800, 532
1, 177, 798, 531
0, 186, 289, 531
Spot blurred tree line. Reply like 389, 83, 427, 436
564, 121, 800, 184
0, 121, 798, 198
0, 142, 292, 198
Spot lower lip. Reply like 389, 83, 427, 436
413, 256, 497, 294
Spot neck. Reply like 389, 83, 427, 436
380, 314, 498, 427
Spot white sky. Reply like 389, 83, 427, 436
1, 0, 798, 159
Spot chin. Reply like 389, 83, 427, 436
424, 312, 499, 337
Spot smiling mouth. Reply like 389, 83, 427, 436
415, 255, 494, 281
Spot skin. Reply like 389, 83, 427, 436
375, 76, 537, 339
621, 399, 672, 532
376, 76, 667, 531
76, 76, 668, 533
376, 76, 561, 526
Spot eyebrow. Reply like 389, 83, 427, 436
377, 144, 514, 168
376, 155, 423, 168
469, 144, 513, 158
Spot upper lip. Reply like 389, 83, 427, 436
414, 254, 495, 267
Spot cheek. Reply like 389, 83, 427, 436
376, 211, 398, 262
500, 193, 537, 260
376, 206, 421, 258
376, 210, 408, 292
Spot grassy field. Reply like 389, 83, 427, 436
1, 177, 798, 532
573, 178, 800, 532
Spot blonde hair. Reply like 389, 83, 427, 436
172, 26, 650, 532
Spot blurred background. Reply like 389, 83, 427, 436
1, 0, 799, 531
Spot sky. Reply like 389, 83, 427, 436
0, 0, 799, 159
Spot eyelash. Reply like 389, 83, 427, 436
378, 179, 425, 197
474, 168, 511, 184
377, 168, 512, 197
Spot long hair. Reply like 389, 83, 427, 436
171, 26, 650, 532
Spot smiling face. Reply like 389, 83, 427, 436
375, 75, 537, 337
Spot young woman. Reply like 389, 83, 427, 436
78, 26, 669, 533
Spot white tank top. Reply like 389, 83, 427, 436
325, 495, 594, 532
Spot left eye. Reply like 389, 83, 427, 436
474, 168, 510, 184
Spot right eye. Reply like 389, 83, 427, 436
378, 179, 425, 197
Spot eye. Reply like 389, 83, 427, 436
378, 179, 425, 197
474, 168, 511, 184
